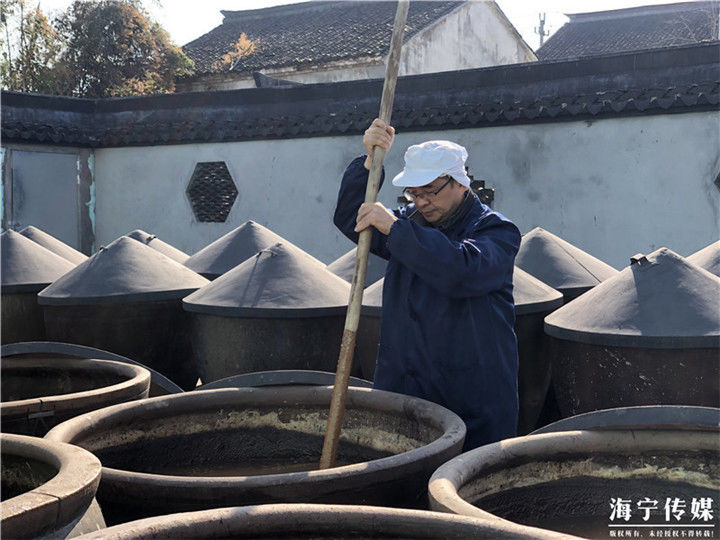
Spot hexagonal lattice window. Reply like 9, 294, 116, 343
186, 162, 238, 222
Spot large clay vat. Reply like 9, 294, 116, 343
2, 341, 183, 397
532, 405, 720, 434
74, 504, 577, 539
687, 240, 719, 277
327, 247, 388, 284
195, 369, 372, 390
515, 227, 618, 301
429, 429, 720, 539
184, 242, 351, 383
184, 220, 287, 279
1, 433, 104, 538
545, 248, 720, 417
45, 386, 465, 525
20, 225, 89, 265
126, 229, 190, 264
1, 356, 150, 436
513, 267, 564, 434
1, 230, 76, 344
38, 236, 209, 390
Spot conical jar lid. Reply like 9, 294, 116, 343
126, 229, 190, 264
516, 227, 618, 297
687, 240, 719, 278
19, 226, 88, 265
1, 230, 76, 293
183, 242, 350, 318
185, 221, 289, 279
361, 277, 384, 317
544, 248, 720, 348
513, 266, 564, 316
38, 236, 209, 305
328, 248, 387, 284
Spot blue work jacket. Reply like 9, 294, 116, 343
334, 157, 521, 450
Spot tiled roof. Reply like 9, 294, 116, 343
2, 43, 718, 148
182, 1, 463, 76
538, 1, 719, 60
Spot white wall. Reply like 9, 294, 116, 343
399, 1, 535, 76
94, 111, 719, 268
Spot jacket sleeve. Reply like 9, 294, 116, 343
386, 213, 521, 298
333, 156, 393, 260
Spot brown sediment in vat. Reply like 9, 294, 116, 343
2, 433, 104, 539
1, 341, 185, 396
76, 407, 432, 476
429, 430, 720, 539
46, 387, 465, 525
1, 454, 57, 501
2, 365, 127, 401
1, 357, 150, 436
464, 455, 718, 539
458, 453, 720, 502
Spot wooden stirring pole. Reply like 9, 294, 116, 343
320, 0, 410, 470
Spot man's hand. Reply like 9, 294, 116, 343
363, 119, 395, 170
354, 202, 398, 235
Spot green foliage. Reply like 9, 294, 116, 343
1, 0, 63, 93
1, 0, 194, 97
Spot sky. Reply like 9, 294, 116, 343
35, 0, 693, 51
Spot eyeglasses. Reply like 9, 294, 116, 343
403, 176, 453, 203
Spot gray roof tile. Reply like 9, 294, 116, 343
538, 1, 719, 60
183, 1, 463, 76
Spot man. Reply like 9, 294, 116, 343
334, 118, 521, 450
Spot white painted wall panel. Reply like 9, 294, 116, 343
94, 111, 719, 268
399, 1, 535, 76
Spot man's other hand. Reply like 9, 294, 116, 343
355, 202, 398, 235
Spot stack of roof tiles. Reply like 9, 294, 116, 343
183, 1, 463, 75
538, 1, 719, 60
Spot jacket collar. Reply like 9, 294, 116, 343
408, 190, 478, 230
434, 190, 477, 231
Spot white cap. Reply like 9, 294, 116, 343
391, 140, 471, 188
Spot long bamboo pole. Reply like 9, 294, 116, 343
320, 0, 409, 470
